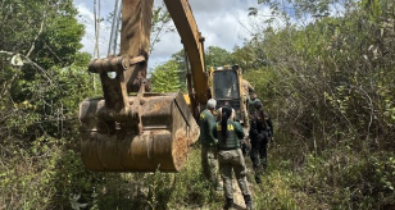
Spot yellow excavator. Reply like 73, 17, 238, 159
78, 0, 249, 172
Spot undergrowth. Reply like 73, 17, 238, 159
1, 132, 394, 209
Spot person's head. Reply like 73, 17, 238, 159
254, 102, 265, 121
232, 64, 239, 71
221, 106, 232, 141
251, 93, 257, 100
221, 106, 232, 121
207, 99, 217, 111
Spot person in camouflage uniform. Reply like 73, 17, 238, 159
242, 92, 261, 157
242, 79, 254, 103
249, 102, 274, 184
248, 93, 261, 116
199, 99, 221, 189
213, 106, 254, 210
241, 79, 254, 129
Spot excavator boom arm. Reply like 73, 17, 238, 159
163, 0, 209, 104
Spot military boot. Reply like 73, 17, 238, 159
244, 195, 254, 210
224, 197, 233, 210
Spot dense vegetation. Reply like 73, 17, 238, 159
1, 0, 394, 209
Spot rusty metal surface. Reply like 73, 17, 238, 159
78, 0, 205, 173
121, 0, 153, 93
79, 92, 200, 172
88, 56, 145, 74
89, 0, 153, 113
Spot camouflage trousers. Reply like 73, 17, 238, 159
218, 148, 251, 199
201, 145, 221, 187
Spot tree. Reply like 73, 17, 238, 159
151, 2, 175, 52
231, 37, 268, 70
150, 60, 183, 92
0, 0, 94, 140
241, 1, 395, 207
205, 46, 233, 68
0, 1, 103, 209
170, 49, 188, 86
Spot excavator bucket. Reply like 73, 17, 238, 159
77, 0, 210, 173
79, 92, 200, 172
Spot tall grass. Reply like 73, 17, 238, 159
2, 131, 394, 209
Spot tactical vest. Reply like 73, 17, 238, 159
250, 110, 270, 137
216, 121, 240, 150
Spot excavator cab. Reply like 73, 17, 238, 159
211, 65, 248, 126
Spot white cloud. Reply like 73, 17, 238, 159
74, 0, 274, 68
149, 0, 268, 65
76, 2, 112, 58
188, 0, 261, 14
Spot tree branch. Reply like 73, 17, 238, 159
0, 50, 54, 85
26, 0, 49, 58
